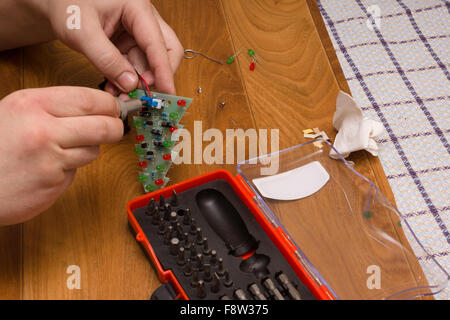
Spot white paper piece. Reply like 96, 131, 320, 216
330, 91, 384, 159
252, 161, 330, 201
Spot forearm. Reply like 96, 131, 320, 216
0, 0, 54, 50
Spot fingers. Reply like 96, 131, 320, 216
122, 1, 175, 94
61, 146, 100, 170
71, 10, 138, 92
151, 5, 184, 74
56, 116, 124, 148
36, 87, 120, 118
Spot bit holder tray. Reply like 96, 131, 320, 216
128, 172, 317, 300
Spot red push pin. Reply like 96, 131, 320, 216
155, 178, 164, 186
170, 126, 178, 133
163, 154, 171, 160
138, 161, 147, 168
136, 134, 145, 141
177, 99, 186, 106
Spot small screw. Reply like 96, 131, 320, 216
196, 253, 204, 271
183, 234, 190, 249
218, 102, 226, 108
170, 238, 180, 256
157, 218, 165, 235
210, 250, 218, 266
197, 86, 202, 94
197, 280, 206, 299
203, 264, 212, 282
195, 228, 203, 244
164, 226, 173, 245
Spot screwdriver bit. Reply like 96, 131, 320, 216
189, 218, 197, 235
211, 272, 221, 293
164, 226, 173, 245
183, 234, 190, 249
195, 227, 203, 244
190, 243, 197, 259
176, 224, 184, 239
220, 295, 231, 300
145, 198, 155, 216
262, 278, 285, 300
209, 250, 218, 266
177, 247, 186, 266
151, 210, 160, 225
249, 283, 267, 300
163, 203, 172, 221
202, 237, 211, 255
170, 238, 180, 256
169, 211, 178, 226
184, 259, 192, 277
197, 280, 207, 299
223, 269, 233, 287
234, 289, 249, 300
170, 190, 179, 206
196, 253, 204, 271
191, 270, 199, 288
182, 209, 191, 225
277, 273, 302, 300
159, 194, 166, 207
217, 258, 225, 276
157, 218, 165, 235
203, 264, 212, 282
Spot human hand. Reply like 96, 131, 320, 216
0, 87, 123, 225
33, 0, 183, 95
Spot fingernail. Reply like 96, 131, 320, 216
117, 72, 137, 92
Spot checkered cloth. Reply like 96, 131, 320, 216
317, 0, 450, 299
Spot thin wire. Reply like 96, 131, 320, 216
135, 68, 151, 97
184, 49, 224, 65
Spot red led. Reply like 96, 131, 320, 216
163, 154, 171, 160
249, 62, 255, 71
155, 179, 164, 185
177, 99, 186, 106
170, 126, 178, 133
136, 135, 145, 141
138, 161, 147, 168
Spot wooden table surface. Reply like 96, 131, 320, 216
0, 0, 427, 300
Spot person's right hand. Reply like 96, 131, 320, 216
0, 87, 123, 225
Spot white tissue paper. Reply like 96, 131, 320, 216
252, 161, 330, 201
329, 91, 384, 159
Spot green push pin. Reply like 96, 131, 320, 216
128, 90, 138, 99
226, 49, 241, 64
145, 185, 155, 192
363, 210, 373, 219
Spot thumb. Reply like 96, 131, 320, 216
73, 21, 138, 92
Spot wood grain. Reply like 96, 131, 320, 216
0, 0, 430, 300
0, 49, 23, 300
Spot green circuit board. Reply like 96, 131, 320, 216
130, 89, 192, 193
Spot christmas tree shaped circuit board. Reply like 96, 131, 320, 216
129, 89, 192, 193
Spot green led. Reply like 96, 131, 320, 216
248, 49, 255, 57
156, 165, 165, 171
145, 185, 155, 192
133, 119, 143, 127
170, 112, 178, 120
134, 147, 144, 155
128, 90, 138, 98
138, 175, 146, 182
397, 221, 402, 227
226, 56, 235, 64
163, 141, 173, 147
363, 210, 373, 219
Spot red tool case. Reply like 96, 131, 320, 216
127, 140, 448, 300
